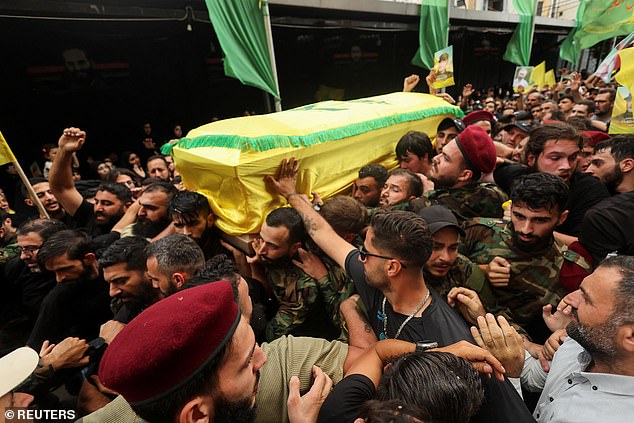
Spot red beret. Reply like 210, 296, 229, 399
581, 130, 610, 147
99, 281, 240, 404
455, 125, 497, 174
463, 110, 495, 126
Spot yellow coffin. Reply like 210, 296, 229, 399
163, 92, 463, 235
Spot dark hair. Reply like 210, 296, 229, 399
168, 191, 211, 221
99, 236, 149, 272
530, 102, 543, 111
359, 164, 388, 187
17, 218, 66, 238
370, 209, 432, 267
131, 342, 230, 422
599, 255, 634, 324
0, 210, 10, 224
387, 169, 423, 198
145, 234, 205, 278
107, 168, 142, 186
187, 254, 240, 290
376, 352, 484, 423
20, 177, 48, 199
598, 87, 616, 102
546, 110, 567, 122
576, 99, 596, 114
526, 122, 581, 160
265, 207, 307, 244
97, 182, 133, 204
38, 229, 93, 263
567, 116, 593, 131
119, 151, 138, 170
510, 173, 569, 213
596, 135, 634, 163
395, 131, 434, 163
558, 94, 574, 103
146, 155, 168, 168
143, 182, 178, 200
358, 400, 429, 423
320, 196, 367, 237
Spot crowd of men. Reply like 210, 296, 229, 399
0, 70, 633, 423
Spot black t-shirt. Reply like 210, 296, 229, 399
579, 191, 634, 264
344, 250, 535, 423
72, 199, 108, 237
493, 164, 609, 236
318, 374, 375, 423
27, 273, 113, 350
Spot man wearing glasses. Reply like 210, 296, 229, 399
266, 157, 535, 421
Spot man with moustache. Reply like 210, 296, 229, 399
580, 136, 634, 264
26, 230, 112, 350
492, 122, 609, 236
461, 173, 591, 342
49, 128, 132, 237
119, 182, 176, 239
413, 125, 508, 222
377, 169, 422, 209
21, 178, 72, 225
352, 164, 387, 208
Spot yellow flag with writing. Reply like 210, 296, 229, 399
0, 131, 17, 166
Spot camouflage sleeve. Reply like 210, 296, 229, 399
459, 219, 493, 259
265, 275, 320, 342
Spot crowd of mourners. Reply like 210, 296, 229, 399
0, 68, 633, 423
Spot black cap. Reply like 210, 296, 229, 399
437, 117, 466, 133
501, 121, 533, 133
417, 205, 465, 236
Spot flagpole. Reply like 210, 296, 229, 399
528, 0, 539, 63
12, 159, 50, 219
262, 0, 282, 112
441, 0, 450, 94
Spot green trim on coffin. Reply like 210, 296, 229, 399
161, 105, 464, 155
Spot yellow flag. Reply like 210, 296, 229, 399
0, 131, 17, 166
615, 47, 634, 89
544, 69, 556, 89
611, 47, 634, 134
531, 61, 546, 88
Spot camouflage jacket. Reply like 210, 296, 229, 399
317, 255, 356, 337
412, 183, 508, 223
265, 264, 320, 342
0, 242, 19, 266
424, 254, 528, 338
460, 218, 591, 327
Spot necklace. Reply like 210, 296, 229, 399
379, 288, 431, 340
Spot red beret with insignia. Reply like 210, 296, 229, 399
455, 125, 497, 174
99, 281, 240, 404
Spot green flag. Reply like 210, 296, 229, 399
412, 0, 449, 70
503, 0, 536, 66
561, 0, 634, 65
205, 0, 279, 98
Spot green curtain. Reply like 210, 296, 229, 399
411, 0, 449, 70
205, 0, 280, 98
561, 0, 634, 65
503, 0, 536, 66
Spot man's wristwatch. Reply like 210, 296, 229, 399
415, 341, 439, 353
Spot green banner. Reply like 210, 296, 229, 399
503, 0, 536, 66
561, 0, 634, 65
412, 0, 449, 70
205, 0, 280, 98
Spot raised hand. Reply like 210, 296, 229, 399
471, 314, 524, 378
58, 127, 86, 153
265, 157, 299, 199
292, 248, 328, 280
403, 74, 420, 92
447, 287, 486, 325
462, 83, 474, 98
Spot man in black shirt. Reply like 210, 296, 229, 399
267, 158, 534, 422
492, 122, 609, 235
27, 230, 111, 350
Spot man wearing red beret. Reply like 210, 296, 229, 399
576, 130, 610, 172
462, 110, 495, 136
415, 125, 508, 222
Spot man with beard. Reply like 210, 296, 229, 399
145, 234, 206, 299
352, 164, 387, 208
124, 182, 176, 239
414, 125, 508, 222
100, 236, 161, 323
377, 169, 422, 209
20, 178, 72, 225
98, 281, 333, 423
26, 230, 112, 350
250, 207, 332, 341
461, 173, 591, 342
168, 190, 227, 259
146, 155, 171, 182
580, 136, 634, 264
532, 256, 634, 422
492, 122, 609, 235
49, 128, 132, 237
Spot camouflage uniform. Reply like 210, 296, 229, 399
424, 253, 529, 338
460, 218, 591, 338
0, 242, 19, 266
412, 183, 508, 223
317, 256, 356, 340
265, 265, 320, 342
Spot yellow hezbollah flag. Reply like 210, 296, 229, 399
164, 92, 463, 235
610, 47, 634, 134
531, 61, 546, 88
0, 131, 17, 166
544, 69, 556, 89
